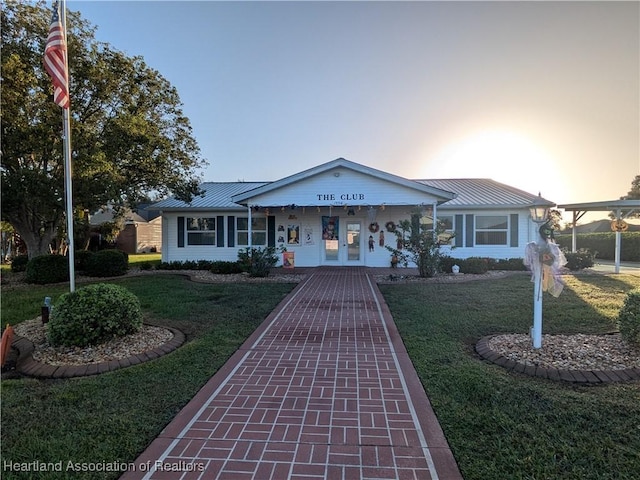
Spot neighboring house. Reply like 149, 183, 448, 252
150, 158, 554, 267
90, 207, 162, 254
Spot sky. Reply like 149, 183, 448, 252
69, 0, 639, 222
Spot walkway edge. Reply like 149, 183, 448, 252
366, 274, 463, 480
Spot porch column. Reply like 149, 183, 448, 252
247, 205, 253, 248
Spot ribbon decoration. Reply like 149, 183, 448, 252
523, 222, 567, 298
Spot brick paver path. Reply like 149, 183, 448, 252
122, 268, 461, 480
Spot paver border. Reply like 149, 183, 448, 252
476, 335, 640, 384
10, 325, 185, 379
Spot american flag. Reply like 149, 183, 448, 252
44, 1, 69, 109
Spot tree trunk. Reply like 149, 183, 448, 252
7, 213, 61, 259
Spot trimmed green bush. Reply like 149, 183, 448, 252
25, 255, 69, 284
48, 283, 142, 347
618, 288, 640, 348
210, 261, 244, 274
85, 249, 128, 277
563, 248, 595, 271
74, 250, 95, 272
440, 256, 526, 274
494, 258, 527, 271
10, 254, 29, 272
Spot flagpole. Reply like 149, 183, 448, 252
60, 0, 75, 292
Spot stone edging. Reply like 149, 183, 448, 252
476, 336, 640, 384
10, 326, 185, 379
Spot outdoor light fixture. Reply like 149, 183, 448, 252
529, 193, 549, 224
529, 193, 550, 349
347, 208, 355, 216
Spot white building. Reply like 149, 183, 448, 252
151, 158, 554, 267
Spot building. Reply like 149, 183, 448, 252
150, 158, 554, 267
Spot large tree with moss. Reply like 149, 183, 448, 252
1, 1, 205, 257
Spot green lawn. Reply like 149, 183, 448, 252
380, 273, 640, 480
1, 272, 639, 479
1, 276, 295, 480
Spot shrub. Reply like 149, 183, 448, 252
10, 254, 29, 272
138, 261, 154, 271
494, 258, 527, 271
439, 256, 457, 274
74, 250, 94, 272
460, 257, 490, 274
85, 249, 128, 277
238, 247, 278, 277
210, 261, 244, 274
47, 283, 142, 347
618, 288, 640, 349
563, 248, 595, 271
25, 255, 69, 284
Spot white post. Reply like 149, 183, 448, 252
532, 249, 543, 349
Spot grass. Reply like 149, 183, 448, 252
380, 273, 640, 480
1, 272, 639, 479
1, 275, 295, 480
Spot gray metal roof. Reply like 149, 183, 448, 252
557, 199, 640, 212
416, 178, 555, 209
150, 173, 553, 212
151, 182, 267, 211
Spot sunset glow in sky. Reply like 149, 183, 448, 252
71, 0, 639, 222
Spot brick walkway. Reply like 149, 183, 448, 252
121, 268, 461, 480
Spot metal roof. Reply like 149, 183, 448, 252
151, 182, 267, 211
150, 171, 553, 212
416, 178, 554, 209
231, 158, 457, 205
557, 199, 640, 212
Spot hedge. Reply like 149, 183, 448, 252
555, 232, 640, 261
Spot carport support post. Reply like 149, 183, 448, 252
614, 208, 622, 274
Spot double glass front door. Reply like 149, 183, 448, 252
322, 217, 361, 264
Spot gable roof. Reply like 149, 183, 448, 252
416, 178, 555, 209
231, 158, 456, 205
149, 161, 553, 212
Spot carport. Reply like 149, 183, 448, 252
557, 199, 640, 274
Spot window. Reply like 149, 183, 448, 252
437, 215, 455, 245
237, 217, 267, 246
475, 215, 508, 245
187, 217, 216, 245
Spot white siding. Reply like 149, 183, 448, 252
244, 169, 443, 207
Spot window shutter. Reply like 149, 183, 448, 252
455, 214, 463, 247
465, 214, 474, 247
217, 216, 224, 247
268, 216, 276, 247
177, 217, 185, 248
227, 216, 235, 247
510, 214, 519, 247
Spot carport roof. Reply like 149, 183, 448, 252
557, 199, 640, 213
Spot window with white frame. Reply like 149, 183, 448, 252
475, 215, 508, 245
187, 217, 216, 245
437, 215, 455, 245
237, 217, 267, 246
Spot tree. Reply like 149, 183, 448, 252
623, 175, 640, 200
386, 211, 450, 278
1, 2, 206, 257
